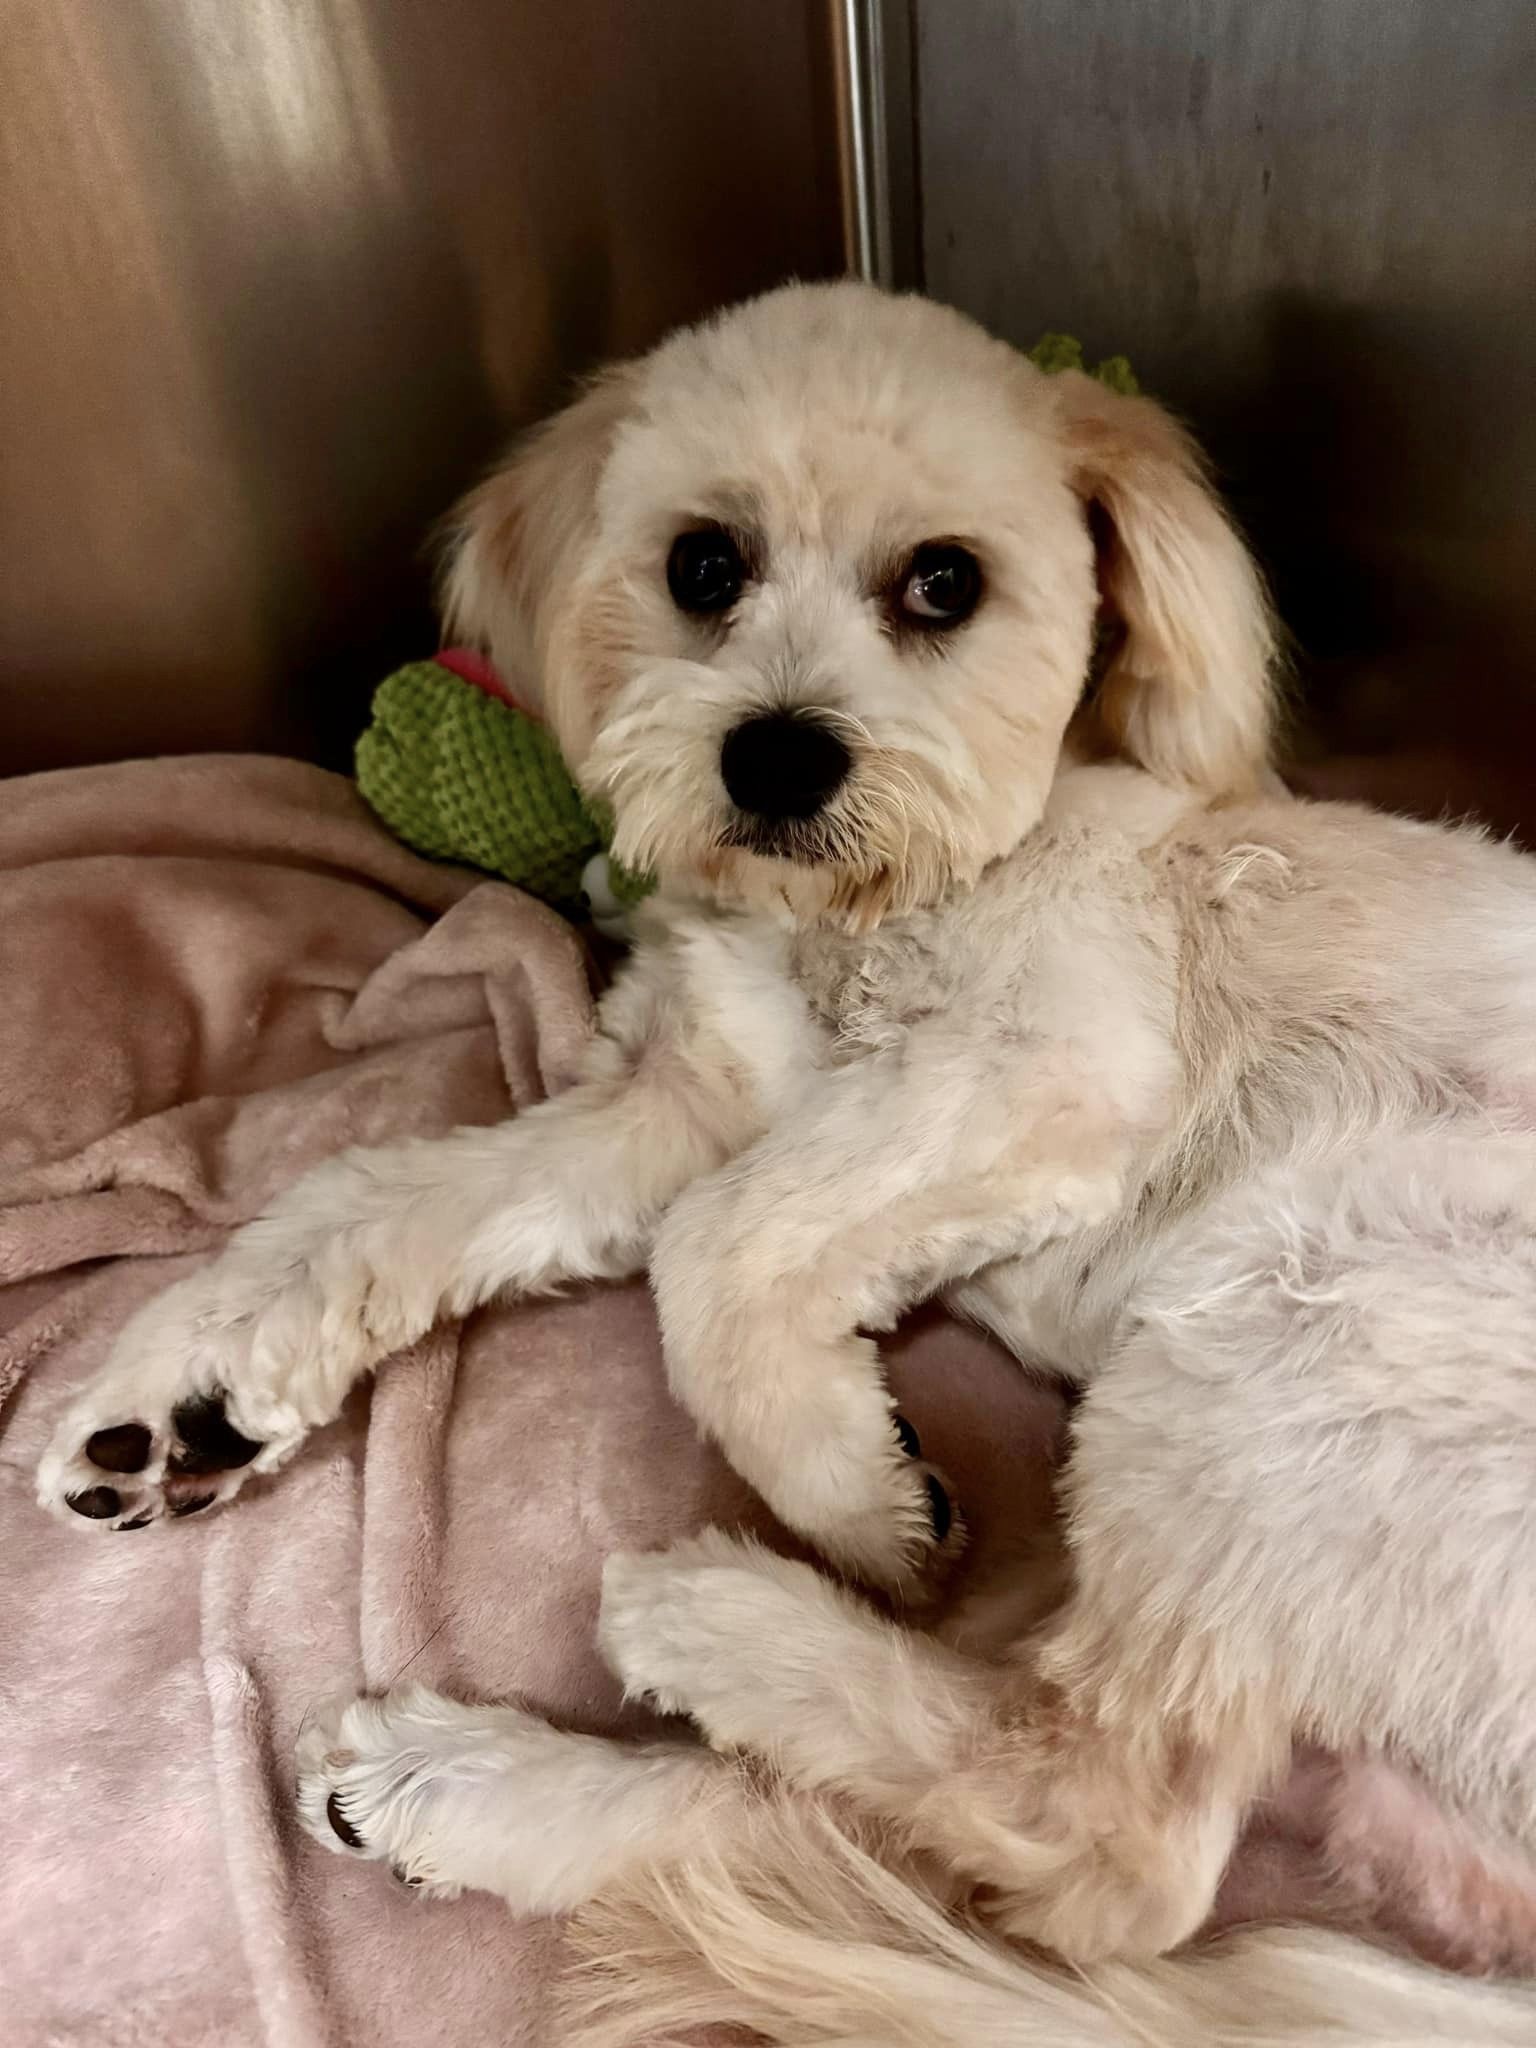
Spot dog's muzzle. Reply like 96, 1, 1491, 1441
719, 712, 850, 823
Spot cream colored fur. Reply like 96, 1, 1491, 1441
41, 282, 1536, 2040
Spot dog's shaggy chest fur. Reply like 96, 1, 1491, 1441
784, 807, 1162, 1060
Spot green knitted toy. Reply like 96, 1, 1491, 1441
354, 334, 1135, 927
355, 650, 651, 928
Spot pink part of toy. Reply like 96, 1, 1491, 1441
435, 646, 533, 714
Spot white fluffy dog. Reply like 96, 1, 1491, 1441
40, 283, 1536, 2042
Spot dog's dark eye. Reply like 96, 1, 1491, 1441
667, 527, 745, 615
897, 543, 982, 628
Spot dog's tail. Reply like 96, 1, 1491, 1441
563, 1796, 1536, 2048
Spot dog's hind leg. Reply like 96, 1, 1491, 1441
958, 1120, 1536, 1961
295, 1683, 740, 1912
598, 1529, 996, 1796
596, 1526, 1253, 1964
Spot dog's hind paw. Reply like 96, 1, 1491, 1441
296, 1688, 474, 1899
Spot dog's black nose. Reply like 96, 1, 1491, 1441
719, 714, 851, 821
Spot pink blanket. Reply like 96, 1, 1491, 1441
6, 755, 1533, 2045
0, 757, 1067, 2047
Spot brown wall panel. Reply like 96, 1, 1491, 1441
1, 0, 842, 770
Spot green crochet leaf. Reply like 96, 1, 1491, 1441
1029, 332, 1140, 396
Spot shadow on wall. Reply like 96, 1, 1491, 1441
1234, 295, 1536, 842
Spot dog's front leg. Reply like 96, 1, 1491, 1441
652, 1016, 1167, 1591
40, 1048, 752, 1530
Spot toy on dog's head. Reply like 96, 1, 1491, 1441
363, 290, 1274, 933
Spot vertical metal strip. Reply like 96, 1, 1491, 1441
831, 0, 916, 288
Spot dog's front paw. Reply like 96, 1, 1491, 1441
766, 1411, 968, 1603
35, 1207, 409, 1532
35, 1271, 311, 1533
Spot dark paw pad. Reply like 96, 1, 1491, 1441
391, 1865, 424, 1888
85, 1423, 153, 1474
66, 1486, 122, 1521
326, 1791, 366, 1850
893, 1413, 922, 1460
170, 1492, 217, 1518
116, 1512, 155, 1530
168, 1393, 263, 1476
924, 1473, 953, 1545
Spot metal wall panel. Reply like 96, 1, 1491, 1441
1, 0, 842, 771
915, 1, 1536, 801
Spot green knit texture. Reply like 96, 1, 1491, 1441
1028, 332, 1141, 395
354, 337, 1134, 921
355, 661, 650, 920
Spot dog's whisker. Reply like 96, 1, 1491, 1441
382, 1615, 453, 1692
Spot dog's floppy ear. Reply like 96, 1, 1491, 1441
438, 364, 638, 713
1054, 371, 1278, 795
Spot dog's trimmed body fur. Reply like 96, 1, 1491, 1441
40, 283, 1536, 2039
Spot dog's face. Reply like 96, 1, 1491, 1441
445, 283, 1275, 927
